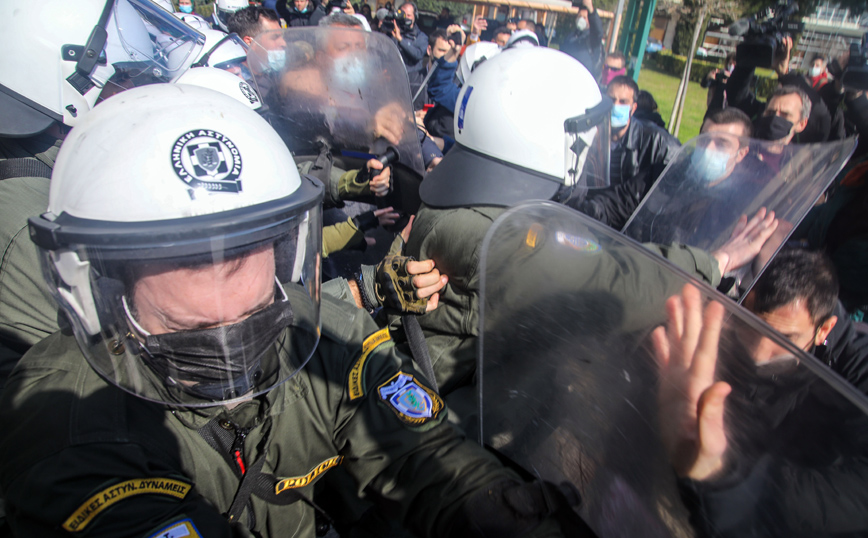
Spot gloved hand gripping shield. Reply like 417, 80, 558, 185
247, 27, 425, 176
28, 84, 323, 408
622, 134, 856, 300
479, 201, 868, 537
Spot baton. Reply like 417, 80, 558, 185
412, 62, 438, 103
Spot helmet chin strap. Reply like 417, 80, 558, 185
66, 0, 116, 95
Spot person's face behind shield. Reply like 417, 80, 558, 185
126, 246, 284, 401
737, 291, 836, 369
692, 122, 749, 186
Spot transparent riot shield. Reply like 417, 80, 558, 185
622, 135, 856, 300
247, 26, 425, 179
479, 201, 868, 538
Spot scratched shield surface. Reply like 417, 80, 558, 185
478, 201, 868, 538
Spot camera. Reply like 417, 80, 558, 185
378, 9, 413, 34
729, 0, 803, 69
842, 32, 868, 91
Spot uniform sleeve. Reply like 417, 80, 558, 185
329, 339, 561, 538
323, 219, 366, 258
4, 442, 244, 538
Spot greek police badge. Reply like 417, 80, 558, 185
171, 129, 243, 193
377, 372, 444, 425
556, 231, 600, 253
238, 81, 260, 105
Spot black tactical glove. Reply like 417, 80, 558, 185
375, 255, 428, 315
351, 210, 380, 233
454, 479, 588, 538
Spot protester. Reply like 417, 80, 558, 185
600, 50, 627, 88
560, 0, 604, 80
634, 89, 666, 128
656, 249, 868, 537
389, 1, 428, 108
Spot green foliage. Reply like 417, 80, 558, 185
645, 50, 779, 100
415, 0, 474, 18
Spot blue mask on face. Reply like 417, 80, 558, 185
690, 146, 731, 183
179, 4, 193, 13
610, 104, 631, 128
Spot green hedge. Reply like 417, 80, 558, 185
643, 51, 779, 101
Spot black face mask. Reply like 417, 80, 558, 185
133, 298, 294, 401
754, 115, 794, 141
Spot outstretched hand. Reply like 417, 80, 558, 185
365, 159, 391, 197
653, 284, 731, 481
711, 207, 779, 275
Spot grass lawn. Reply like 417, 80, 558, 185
637, 67, 709, 144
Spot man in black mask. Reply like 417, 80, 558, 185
753, 85, 810, 144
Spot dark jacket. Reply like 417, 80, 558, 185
724, 67, 834, 143
277, 0, 326, 27
559, 11, 604, 80
391, 25, 428, 78
576, 118, 681, 229
0, 294, 550, 537
678, 301, 868, 537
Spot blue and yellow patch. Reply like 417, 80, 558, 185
377, 372, 444, 426
146, 518, 202, 538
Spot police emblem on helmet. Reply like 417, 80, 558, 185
239, 81, 260, 105
172, 130, 243, 193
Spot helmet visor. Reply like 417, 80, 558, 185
38, 200, 322, 408
102, 0, 205, 84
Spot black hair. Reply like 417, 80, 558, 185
400, 1, 416, 15
608, 75, 638, 101
751, 248, 839, 325
493, 26, 511, 37
429, 28, 448, 42
518, 19, 536, 32
606, 50, 626, 67
703, 107, 753, 138
227, 6, 280, 39
636, 90, 657, 113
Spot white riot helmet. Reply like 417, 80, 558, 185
0, 0, 205, 137
213, 0, 249, 32
421, 47, 612, 208
505, 29, 539, 49
174, 11, 212, 30
456, 41, 500, 86
174, 67, 262, 111
184, 29, 253, 81
29, 84, 323, 407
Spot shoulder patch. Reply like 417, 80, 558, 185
348, 328, 392, 401
377, 372, 444, 425
275, 456, 344, 494
63, 478, 192, 532
146, 518, 202, 538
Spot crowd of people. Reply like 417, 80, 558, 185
0, 0, 868, 537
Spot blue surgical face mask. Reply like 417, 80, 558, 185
690, 146, 731, 183
266, 48, 286, 72
332, 55, 367, 88
610, 104, 631, 129
179, 4, 193, 13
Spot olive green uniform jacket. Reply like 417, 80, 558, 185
404, 204, 723, 395
0, 135, 61, 369
0, 294, 532, 538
